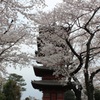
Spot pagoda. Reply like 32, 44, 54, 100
31, 65, 70, 100
31, 25, 70, 100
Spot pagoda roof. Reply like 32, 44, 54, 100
34, 65, 53, 70
31, 80, 70, 91
33, 66, 54, 77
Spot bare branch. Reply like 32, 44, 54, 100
3, 20, 13, 34
0, 34, 26, 56
85, 7, 100, 28
65, 39, 83, 76
84, 34, 94, 69
90, 68, 100, 83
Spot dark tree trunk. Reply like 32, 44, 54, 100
67, 82, 82, 100
84, 70, 95, 100
86, 84, 94, 100
88, 81, 95, 100
74, 89, 81, 100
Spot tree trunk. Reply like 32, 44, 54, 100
84, 70, 95, 100
86, 85, 94, 100
68, 82, 82, 100
87, 82, 95, 100
74, 89, 81, 100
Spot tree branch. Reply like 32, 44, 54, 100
65, 39, 83, 76
3, 20, 13, 34
0, 34, 26, 56
84, 34, 94, 69
84, 7, 100, 35
90, 68, 100, 83
85, 7, 100, 28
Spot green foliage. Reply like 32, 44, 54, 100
94, 89, 100, 100
0, 92, 6, 100
3, 80, 21, 100
64, 90, 76, 100
8, 73, 26, 91
0, 73, 26, 100
84, 89, 100, 100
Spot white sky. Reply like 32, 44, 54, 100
44, 0, 62, 10
7, 0, 62, 100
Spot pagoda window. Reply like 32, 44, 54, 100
57, 92, 64, 100
43, 92, 50, 100
57, 92, 62, 97
44, 92, 50, 97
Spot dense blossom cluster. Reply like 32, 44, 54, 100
0, 0, 44, 79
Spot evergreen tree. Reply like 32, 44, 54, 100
2, 73, 26, 100
8, 73, 26, 91
64, 90, 75, 100
3, 80, 21, 100
0, 92, 6, 100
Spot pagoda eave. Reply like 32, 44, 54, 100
31, 80, 69, 91
33, 66, 54, 77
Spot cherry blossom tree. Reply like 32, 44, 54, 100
0, 0, 45, 79
33, 0, 100, 100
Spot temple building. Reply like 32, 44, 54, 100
31, 25, 70, 100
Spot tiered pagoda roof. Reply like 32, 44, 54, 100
31, 80, 69, 91
31, 65, 69, 91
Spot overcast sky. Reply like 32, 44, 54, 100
7, 0, 62, 100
